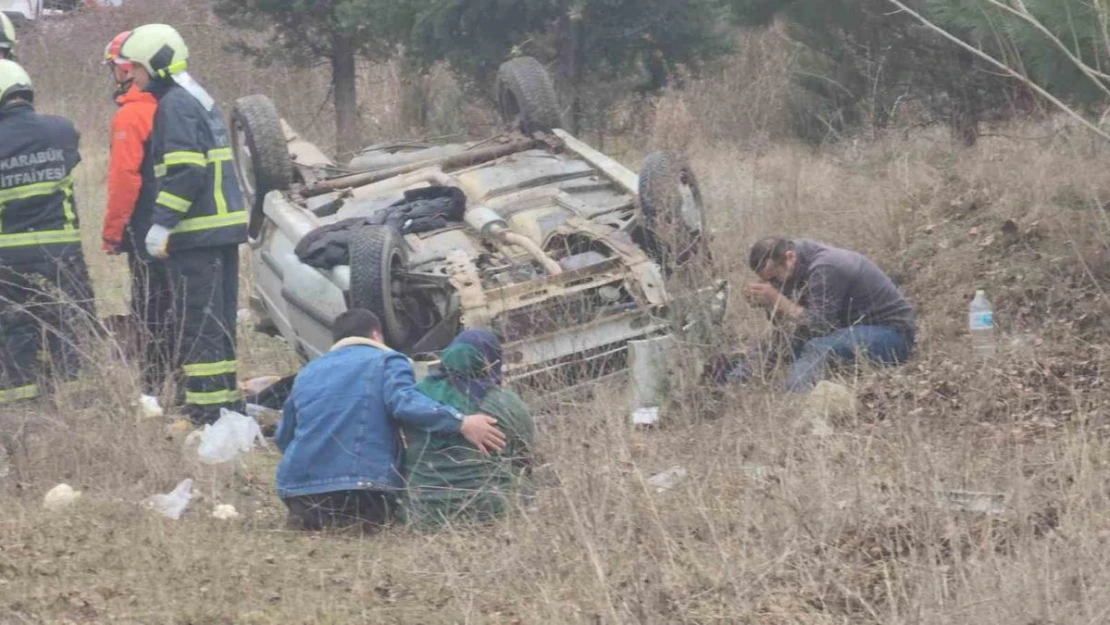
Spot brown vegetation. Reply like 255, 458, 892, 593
1, 1, 1109, 623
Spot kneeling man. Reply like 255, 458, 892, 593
275, 309, 506, 531
737, 237, 916, 391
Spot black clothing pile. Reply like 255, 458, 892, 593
295, 186, 466, 270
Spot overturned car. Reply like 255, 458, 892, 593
233, 57, 722, 393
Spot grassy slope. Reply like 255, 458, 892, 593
2, 2, 1110, 624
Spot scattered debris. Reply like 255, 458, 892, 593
808, 415, 835, 437
138, 394, 164, 419
240, 375, 282, 396
646, 466, 688, 492
627, 335, 674, 425
632, 407, 660, 426
167, 419, 193, 435
42, 483, 81, 511
145, 478, 193, 520
237, 308, 252, 324
739, 465, 770, 481
805, 381, 858, 421
212, 504, 241, 520
935, 490, 1007, 516
185, 410, 265, 465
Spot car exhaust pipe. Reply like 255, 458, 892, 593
301, 136, 541, 198
465, 206, 563, 276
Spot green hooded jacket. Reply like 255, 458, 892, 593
402, 333, 534, 526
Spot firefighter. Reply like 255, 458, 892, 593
102, 30, 169, 413
0, 60, 96, 405
1, 13, 15, 60
118, 24, 247, 424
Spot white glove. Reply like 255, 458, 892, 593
145, 224, 171, 259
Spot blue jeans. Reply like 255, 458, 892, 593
784, 326, 912, 392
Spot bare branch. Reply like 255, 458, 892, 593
984, 0, 1110, 96
885, 0, 1110, 142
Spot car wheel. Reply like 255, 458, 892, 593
349, 225, 412, 348
231, 94, 293, 239
637, 151, 711, 274
495, 56, 562, 134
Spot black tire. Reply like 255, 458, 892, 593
231, 94, 293, 239
496, 57, 562, 134
637, 151, 710, 273
348, 225, 411, 348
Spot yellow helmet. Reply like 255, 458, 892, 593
0, 59, 32, 104
119, 23, 189, 79
0, 13, 15, 58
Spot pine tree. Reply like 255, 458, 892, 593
926, 0, 1110, 107
408, 0, 734, 133
213, 0, 417, 156
728, 0, 1019, 144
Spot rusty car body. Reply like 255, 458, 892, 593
231, 57, 720, 392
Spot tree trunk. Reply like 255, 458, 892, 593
556, 10, 585, 135
332, 34, 360, 158
949, 49, 980, 147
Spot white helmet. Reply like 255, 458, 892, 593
0, 59, 31, 105
119, 23, 189, 79
0, 13, 16, 59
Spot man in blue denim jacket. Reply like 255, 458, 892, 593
275, 309, 506, 531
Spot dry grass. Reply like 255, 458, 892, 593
2, 2, 1110, 624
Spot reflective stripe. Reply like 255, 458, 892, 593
61, 181, 76, 230
0, 229, 82, 249
163, 150, 206, 168
156, 191, 192, 213
0, 175, 73, 204
185, 389, 240, 406
172, 210, 246, 234
207, 147, 233, 162
213, 156, 227, 216
183, 360, 237, 377
0, 384, 39, 403
158, 59, 188, 78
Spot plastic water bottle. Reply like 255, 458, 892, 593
968, 290, 996, 357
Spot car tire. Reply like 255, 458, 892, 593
496, 56, 562, 134
349, 225, 411, 348
637, 151, 711, 274
231, 94, 293, 239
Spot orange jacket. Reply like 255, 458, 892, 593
103, 85, 157, 250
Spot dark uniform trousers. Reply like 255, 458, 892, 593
166, 245, 242, 424
0, 252, 95, 402
127, 253, 173, 396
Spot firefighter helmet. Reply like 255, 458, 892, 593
119, 23, 189, 79
0, 59, 32, 105
0, 13, 16, 59
104, 31, 132, 71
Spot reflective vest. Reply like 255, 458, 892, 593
148, 80, 247, 251
0, 103, 83, 263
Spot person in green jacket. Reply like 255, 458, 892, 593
402, 329, 535, 527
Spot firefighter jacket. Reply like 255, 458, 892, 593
148, 79, 246, 252
103, 85, 157, 256
0, 102, 83, 264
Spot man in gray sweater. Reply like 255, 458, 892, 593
728, 237, 915, 392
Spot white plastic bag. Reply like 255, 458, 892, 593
43, 483, 82, 511
646, 466, 688, 492
212, 504, 241, 520
185, 409, 265, 465
146, 478, 193, 520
